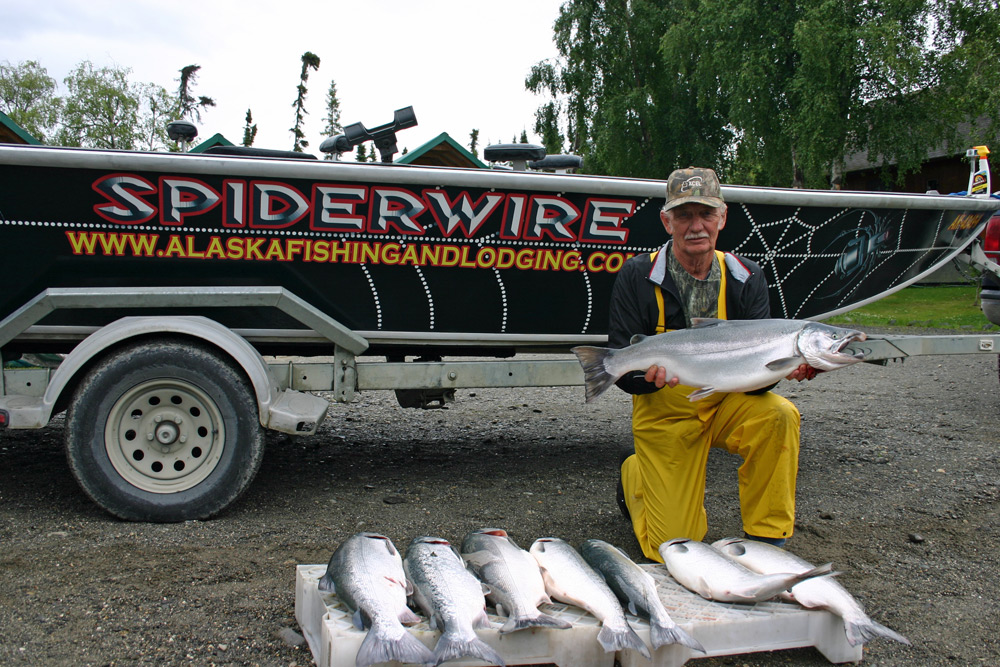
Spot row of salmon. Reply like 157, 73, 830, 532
317, 529, 908, 667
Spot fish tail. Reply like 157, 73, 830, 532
355, 625, 434, 667
434, 631, 506, 667
499, 611, 572, 634
596, 622, 651, 660
792, 561, 837, 586
571, 345, 619, 403
650, 621, 706, 653
845, 618, 911, 647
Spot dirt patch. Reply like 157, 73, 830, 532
1, 327, 998, 666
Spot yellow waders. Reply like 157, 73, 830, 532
620, 251, 801, 561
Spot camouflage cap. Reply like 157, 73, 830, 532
663, 167, 725, 212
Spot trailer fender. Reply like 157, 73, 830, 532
37, 316, 327, 433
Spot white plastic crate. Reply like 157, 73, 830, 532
295, 563, 863, 667
618, 566, 863, 667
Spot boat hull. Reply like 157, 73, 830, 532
1, 145, 996, 353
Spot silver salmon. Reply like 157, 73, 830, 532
659, 538, 836, 603
572, 318, 867, 402
403, 536, 506, 666
580, 539, 704, 653
530, 537, 650, 659
461, 528, 572, 634
318, 532, 434, 667
712, 537, 910, 647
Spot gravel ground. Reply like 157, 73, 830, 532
1, 327, 999, 666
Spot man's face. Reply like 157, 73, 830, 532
661, 202, 727, 261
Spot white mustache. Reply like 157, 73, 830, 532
684, 232, 710, 241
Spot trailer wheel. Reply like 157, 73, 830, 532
65, 338, 265, 522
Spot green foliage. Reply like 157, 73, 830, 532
321, 79, 342, 160
243, 108, 258, 147
469, 128, 480, 158
176, 64, 215, 123
57, 61, 143, 149
931, 0, 1000, 146
528, 0, 734, 178
531, 0, 1000, 186
2, 59, 184, 150
0, 60, 61, 142
136, 82, 178, 151
291, 52, 321, 152
827, 285, 997, 329
533, 101, 562, 154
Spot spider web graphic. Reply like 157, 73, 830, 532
723, 203, 973, 319
730, 204, 854, 318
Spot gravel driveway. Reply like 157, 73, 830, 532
1, 327, 998, 666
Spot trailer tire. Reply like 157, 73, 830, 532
65, 338, 265, 522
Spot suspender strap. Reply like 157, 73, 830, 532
650, 250, 667, 333
715, 250, 728, 320
650, 249, 729, 332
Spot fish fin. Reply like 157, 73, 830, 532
355, 622, 434, 667
384, 575, 413, 598
627, 600, 638, 616
742, 563, 835, 602
317, 572, 336, 594
352, 609, 365, 631
433, 631, 507, 667
694, 576, 714, 599
461, 550, 496, 569
571, 345, 620, 403
650, 621, 706, 653
503, 533, 524, 549
499, 611, 572, 634
845, 618, 911, 647
398, 606, 422, 626
719, 541, 748, 557
473, 608, 493, 630
629, 333, 650, 345
765, 356, 801, 371
690, 317, 724, 328
597, 621, 651, 660
686, 386, 716, 401
495, 602, 506, 618
794, 562, 837, 585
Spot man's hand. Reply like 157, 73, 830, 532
786, 364, 820, 382
645, 365, 680, 389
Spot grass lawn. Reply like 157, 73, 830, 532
825, 284, 997, 329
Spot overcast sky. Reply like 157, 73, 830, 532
3, 0, 565, 155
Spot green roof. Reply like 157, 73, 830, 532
188, 132, 235, 153
396, 132, 487, 169
0, 111, 42, 145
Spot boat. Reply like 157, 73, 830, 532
2, 109, 998, 521
0, 111, 997, 360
